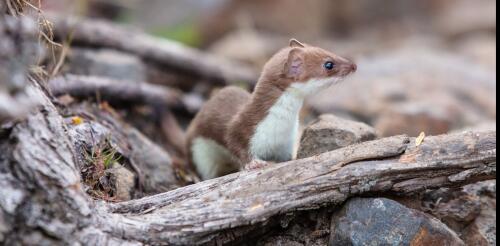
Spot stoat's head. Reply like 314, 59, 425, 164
261, 39, 357, 96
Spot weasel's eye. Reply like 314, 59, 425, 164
324, 61, 335, 70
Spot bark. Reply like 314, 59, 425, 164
0, 16, 43, 124
65, 103, 191, 196
1, 86, 496, 245
49, 75, 186, 110
50, 74, 193, 164
49, 15, 258, 86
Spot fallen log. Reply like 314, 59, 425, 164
49, 15, 258, 86
1, 81, 495, 244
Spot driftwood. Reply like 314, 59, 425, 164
49, 15, 258, 86
1, 78, 495, 244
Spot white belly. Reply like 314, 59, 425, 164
249, 91, 303, 162
249, 78, 340, 162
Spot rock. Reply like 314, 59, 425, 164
310, 46, 496, 137
454, 35, 496, 72
330, 198, 464, 246
298, 114, 377, 158
66, 48, 146, 82
258, 236, 305, 246
422, 188, 482, 232
256, 208, 333, 246
374, 102, 453, 137
106, 163, 136, 201
419, 181, 496, 245
435, 0, 496, 37
209, 29, 284, 69
461, 181, 496, 246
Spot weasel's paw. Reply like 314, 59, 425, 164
244, 159, 272, 171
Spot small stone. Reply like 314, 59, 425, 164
330, 198, 464, 246
106, 163, 136, 201
298, 114, 377, 159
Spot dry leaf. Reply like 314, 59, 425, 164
71, 116, 84, 125
416, 132, 426, 146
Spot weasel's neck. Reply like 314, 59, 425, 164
247, 80, 304, 162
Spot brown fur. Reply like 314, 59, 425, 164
185, 86, 251, 163
186, 39, 357, 174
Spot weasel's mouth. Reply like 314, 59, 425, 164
338, 63, 358, 77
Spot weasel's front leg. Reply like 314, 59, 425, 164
244, 159, 274, 171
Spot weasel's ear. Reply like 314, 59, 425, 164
284, 48, 304, 80
289, 38, 305, 48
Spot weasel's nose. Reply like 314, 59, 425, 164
351, 63, 357, 73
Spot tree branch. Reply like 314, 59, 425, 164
49, 75, 185, 109
49, 15, 258, 86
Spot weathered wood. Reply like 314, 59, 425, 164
2, 74, 495, 245
49, 15, 258, 86
50, 75, 194, 164
65, 103, 189, 196
49, 75, 184, 109
1, 14, 497, 246
1, 73, 496, 245
0, 16, 43, 124
100, 132, 495, 245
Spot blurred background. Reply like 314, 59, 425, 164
42, 0, 496, 137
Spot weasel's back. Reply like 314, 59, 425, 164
186, 86, 251, 179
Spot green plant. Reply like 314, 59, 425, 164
82, 138, 123, 201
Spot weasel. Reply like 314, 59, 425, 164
186, 39, 357, 180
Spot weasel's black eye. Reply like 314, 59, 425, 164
324, 61, 335, 70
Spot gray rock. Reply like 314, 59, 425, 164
330, 198, 464, 246
67, 48, 146, 82
106, 163, 136, 201
298, 114, 377, 159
